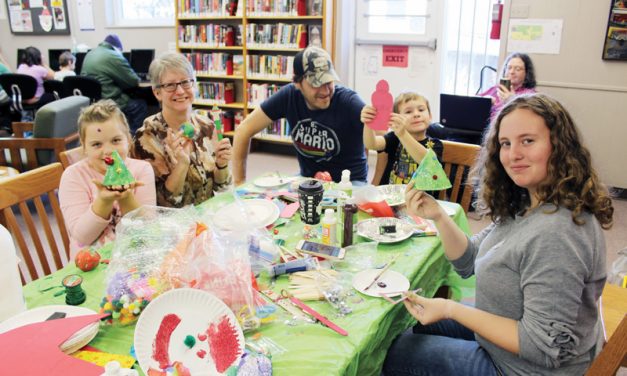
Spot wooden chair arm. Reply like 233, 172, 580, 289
12, 122, 34, 137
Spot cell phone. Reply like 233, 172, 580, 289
296, 240, 345, 260
499, 78, 511, 91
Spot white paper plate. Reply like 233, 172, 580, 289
377, 184, 407, 207
438, 200, 458, 216
213, 199, 279, 230
0, 305, 99, 354
353, 269, 410, 298
253, 176, 288, 188
134, 288, 245, 376
356, 217, 415, 243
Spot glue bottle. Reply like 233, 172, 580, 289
337, 169, 353, 198
321, 208, 337, 245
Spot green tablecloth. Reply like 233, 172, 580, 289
23, 191, 470, 376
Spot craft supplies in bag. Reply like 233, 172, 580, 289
288, 269, 339, 300
314, 271, 354, 316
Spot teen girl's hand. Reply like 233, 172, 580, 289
360, 105, 377, 125
389, 113, 409, 138
405, 185, 445, 221
403, 291, 455, 325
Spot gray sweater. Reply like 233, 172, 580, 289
452, 204, 606, 375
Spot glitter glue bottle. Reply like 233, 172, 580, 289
269, 257, 315, 278
321, 208, 337, 245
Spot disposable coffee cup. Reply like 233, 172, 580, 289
298, 179, 324, 225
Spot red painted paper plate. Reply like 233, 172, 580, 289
134, 288, 245, 375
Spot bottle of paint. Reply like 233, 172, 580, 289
321, 208, 337, 245
337, 169, 353, 198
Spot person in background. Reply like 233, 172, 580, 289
16, 46, 55, 106
81, 34, 147, 134
59, 100, 156, 259
480, 52, 537, 119
0, 49, 14, 136
361, 92, 443, 185
232, 46, 367, 184
54, 51, 76, 81
132, 52, 232, 208
383, 93, 613, 376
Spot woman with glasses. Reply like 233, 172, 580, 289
480, 52, 537, 120
132, 52, 232, 207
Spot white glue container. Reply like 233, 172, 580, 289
337, 169, 353, 198
321, 208, 337, 245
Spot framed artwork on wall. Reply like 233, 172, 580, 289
602, 0, 627, 60
5, 0, 71, 35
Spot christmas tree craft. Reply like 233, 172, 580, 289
410, 148, 452, 191
103, 151, 135, 188
179, 122, 196, 139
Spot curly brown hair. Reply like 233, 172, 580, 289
471, 93, 613, 229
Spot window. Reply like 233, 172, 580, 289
440, 0, 501, 95
106, 0, 174, 28
356, 0, 435, 45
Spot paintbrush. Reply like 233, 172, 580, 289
363, 253, 401, 291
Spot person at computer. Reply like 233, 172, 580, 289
16, 46, 56, 107
0, 49, 14, 136
480, 52, 537, 119
54, 51, 76, 81
361, 92, 443, 185
232, 46, 367, 185
382, 94, 613, 376
132, 52, 232, 208
81, 34, 147, 135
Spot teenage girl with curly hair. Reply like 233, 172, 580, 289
383, 93, 613, 376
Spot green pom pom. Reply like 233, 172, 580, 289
179, 122, 196, 139
184, 335, 196, 349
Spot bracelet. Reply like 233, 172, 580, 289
216, 163, 228, 170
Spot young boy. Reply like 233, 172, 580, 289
361, 92, 443, 185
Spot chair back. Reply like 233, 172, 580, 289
0, 224, 27, 321
0, 163, 70, 283
59, 146, 84, 169
0, 137, 66, 172
0, 73, 38, 112
437, 140, 481, 213
586, 314, 627, 375
62, 76, 102, 103
43, 79, 64, 100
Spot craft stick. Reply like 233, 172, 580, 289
380, 288, 423, 305
363, 253, 402, 291
277, 246, 289, 263
280, 245, 301, 259
285, 293, 348, 336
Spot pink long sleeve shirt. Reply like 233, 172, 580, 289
59, 158, 156, 259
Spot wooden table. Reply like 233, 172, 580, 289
601, 283, 627, 340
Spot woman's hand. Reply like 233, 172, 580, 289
164, 129, 192, 166
497, 83, 513, 102
405, 185, 445, 221
389, 113, 409, 138
360, 105, 377, 125
403, 292, 455, 325
214, 138, 232, 168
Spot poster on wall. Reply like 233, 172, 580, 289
5, 0, 70, 35
506, 19, 563, 54
602, 0, 627, 60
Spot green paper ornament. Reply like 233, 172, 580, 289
179, 122, 196, 139
103, 150, 135, 187
410, 149, 452, 191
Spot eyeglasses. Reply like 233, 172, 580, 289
506, 66, 525, 72
156, 79, 195, 92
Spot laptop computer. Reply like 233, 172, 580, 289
439, 93, 492, 134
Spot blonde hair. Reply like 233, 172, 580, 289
393, 92, 431, 114
77, 99, 131, 144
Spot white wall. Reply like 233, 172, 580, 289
0, 1, 174, 70
501, 0, 627, 188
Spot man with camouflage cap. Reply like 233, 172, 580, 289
233, 46, 367, 184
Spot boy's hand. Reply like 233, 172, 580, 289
360, 105, 377, 125
389, 113, 409, 137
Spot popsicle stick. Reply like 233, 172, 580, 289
363, 253, 401, 291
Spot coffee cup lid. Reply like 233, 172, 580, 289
298, 179, 323, 193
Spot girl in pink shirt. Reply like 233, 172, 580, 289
59, 100, 156, 259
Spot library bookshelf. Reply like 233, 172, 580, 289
176, 0, 333, 145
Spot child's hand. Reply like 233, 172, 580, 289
405, 185, 445, 221
389, 113, 409, 137
360, 105, 377, 125
403, 291, 454, 325
92, 180, 144, 202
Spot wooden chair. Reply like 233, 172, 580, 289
0, 136, 67, 172
437, 140, 481, 213
58, 146, 84, 169
0, 163, 70, 283
586, 314, 627, 375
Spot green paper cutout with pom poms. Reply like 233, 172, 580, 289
410, 148, 452, 191
179, 122, 196, 139
103, 150, 135, 187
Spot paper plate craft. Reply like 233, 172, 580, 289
376, 184, 407, 207
410, 149, 452, 191
179, 122, 196, 139
134, 288, 245, 376
103, 150, 135, 188
352, 269, 410, 298
213, 199, 280, 231
356, 217, 415, 243
368, 79, 393, 131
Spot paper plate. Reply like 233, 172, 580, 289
134, 288, 245, 376
253, 175, 288, 188
356, 217, 415, 243
352, 269, 410, 298
438, 200, 458, 216
213, 199, 279, 230
0, 305, 99, 354
377, 184, 407, 207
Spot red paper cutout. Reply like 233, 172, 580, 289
207, 315, 241, 373
368, 79, 393, 131
0, 313, 108, 375
152, 313, 181, 369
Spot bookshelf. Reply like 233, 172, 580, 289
175, 0, 333, 143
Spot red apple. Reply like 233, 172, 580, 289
74, 248, 101, 272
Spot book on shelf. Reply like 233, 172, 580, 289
308, 25, 322, 47
232, 55, 244, 76
197, 81, 235, 104
309, 0, 322, 16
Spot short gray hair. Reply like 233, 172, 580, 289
149, 52, 195, 87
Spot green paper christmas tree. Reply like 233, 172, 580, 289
179, 122, 196, 139
410, 148, 452, 191
103, 151, 135, 187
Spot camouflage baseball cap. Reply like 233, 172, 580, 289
293, 46, 340, 88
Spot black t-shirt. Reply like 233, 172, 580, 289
380, 132, 443, 185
